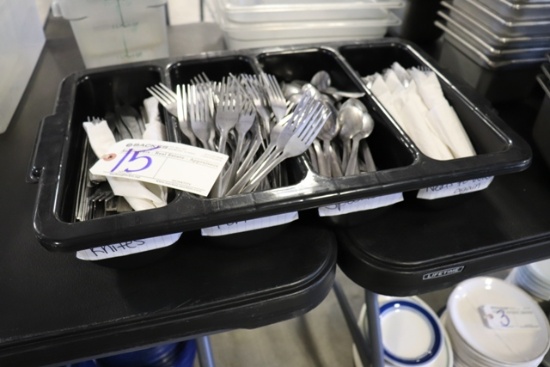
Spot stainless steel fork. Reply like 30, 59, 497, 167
215, 77, 241, 154
243, 101, 328, 193
262, 73, 287, 123
188, 83, 216, 150
226, 92, 329, 195
176, 84, 198, 146
146, 83, 178, 117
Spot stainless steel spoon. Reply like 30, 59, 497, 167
317, 101, 342, 177
311, 70, 365, 100
337, 98, 365, 173
344, 100, 374, 176
311, 70, 331, 92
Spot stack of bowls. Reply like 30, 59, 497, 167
205, 0, 404, 50
443, 277, 550, 367
507, 259, 550, 301
352, 295, 453, 367
434, 0, 550, 101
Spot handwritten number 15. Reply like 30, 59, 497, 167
110, 146, 160, 173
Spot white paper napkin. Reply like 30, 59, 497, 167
83, 119, 166, 210
366, 62, 476, 161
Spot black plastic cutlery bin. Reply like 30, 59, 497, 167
28, 39, 532, 252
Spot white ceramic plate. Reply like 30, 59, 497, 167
529, 259, 550, 284
354, 296, 452, 367
447, 277, 550, 365
378, 299, 442, 366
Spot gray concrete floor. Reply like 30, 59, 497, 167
196, 268, 458, 367
195, 268, 514, 367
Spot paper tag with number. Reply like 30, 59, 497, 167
201, 212, 299, 236
417, 176, 494, 200
89, 139, 228, 197
318, 193, 403, 217
479, 305, 540, 329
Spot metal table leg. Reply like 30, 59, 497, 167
332, 281, 371, 367
365, 290, 384, 367
197, 336, 216, 367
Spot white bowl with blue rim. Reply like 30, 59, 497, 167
377, 299, 443, 366
355, 295, 448, 367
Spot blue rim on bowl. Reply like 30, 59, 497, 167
379, 300, 443, 366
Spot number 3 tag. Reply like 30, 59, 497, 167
479, 305, 540, 329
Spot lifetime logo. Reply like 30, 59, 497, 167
422, 266, 464, 280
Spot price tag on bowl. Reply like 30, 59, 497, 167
417, 176, 494, 200
90, 139, 228, 197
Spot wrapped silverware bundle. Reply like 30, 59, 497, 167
76, 98, 168, 221
363, 62, 476, 161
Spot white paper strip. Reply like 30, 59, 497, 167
201, 212, 299, 237
318, 193, 404, 217
417, 176, 494, 200
76, 232, 182, 261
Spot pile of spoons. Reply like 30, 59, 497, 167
282, 71, 376, 178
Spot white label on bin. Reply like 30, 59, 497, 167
76, 232, 182, 261
89, 139, 228, 197
416, 176, 494, 200
317, 193, 404, 217
201, 212, 299, 237
479, 305, 540, 330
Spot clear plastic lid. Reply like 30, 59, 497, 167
216, 0, 404, 23
52, 0, 167, 20
215, 10, 401, 41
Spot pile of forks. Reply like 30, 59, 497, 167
147, 72, 331, 198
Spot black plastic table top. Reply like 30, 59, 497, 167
0, 19, 337, 367
336, 87, 550, 296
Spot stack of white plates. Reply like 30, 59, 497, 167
507, 259, 550, 301
444, 277, 550, 367
352, 296, 453, 367
205, 0, 403, 50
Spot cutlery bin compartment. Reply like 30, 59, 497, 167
339, 43, 514, 158
167, 54, 307, 189
37, 65, 176, 224
167, 55, 258, 149
29, 39, 532, 252
257, 48, 415, 175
